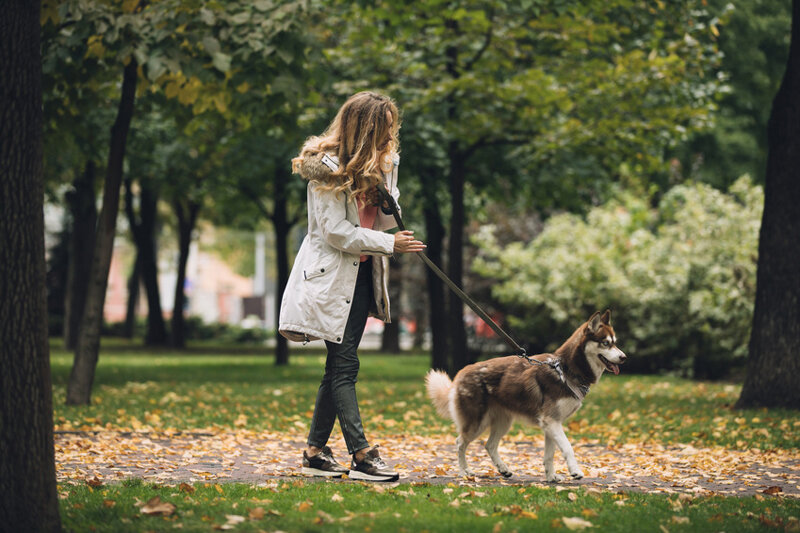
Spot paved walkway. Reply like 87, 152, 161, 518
55, 431, 800, 497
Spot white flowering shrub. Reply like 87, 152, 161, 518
473, 177, 763, 377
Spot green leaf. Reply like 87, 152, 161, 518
212, 52, 231, 73
202, 35, 221, 55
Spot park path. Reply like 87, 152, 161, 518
55, 430, 800, 498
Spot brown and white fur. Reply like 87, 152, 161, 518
426, 310, 626, 482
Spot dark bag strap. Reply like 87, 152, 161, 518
375, 183, 526, 356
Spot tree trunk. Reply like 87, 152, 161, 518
64, 160, 96, 349
123, 252, 141, 338
447, 145, 470, 372
271, 173, 292, 366
124, 178, 167, 344
139, 185, 167, 344
381, 256, 402, 353
0, 1, 62, 529
736, 0, 800, 409
171, 199, 199, 348
423, 196, 449, 372
67, 58, 138, 405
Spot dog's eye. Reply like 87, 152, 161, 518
601, 340, 611, 347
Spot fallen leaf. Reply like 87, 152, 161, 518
563, 516, 593, 530
671, 516, 690, 525
568, 492, 578, 502
103, 499, 116, 508
140, 496, 176, 516
86, 477, 103, 488
297, 500, 313, 512
179, 483, 195, 494
249, 507, 265, 520
331, 492, 344, 502
763, 486, 782, 495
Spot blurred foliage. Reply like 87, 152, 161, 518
678, 0, 791, 187
473, 176, 763, 378
101, 316, 273, 344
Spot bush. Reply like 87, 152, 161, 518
473, 177, 763, 378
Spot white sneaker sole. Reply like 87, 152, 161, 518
301, 467, 347, 478
348, 469, 399, 482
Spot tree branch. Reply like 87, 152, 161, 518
463, 16, 494, 72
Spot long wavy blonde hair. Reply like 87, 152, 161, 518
292, 91, 400, 203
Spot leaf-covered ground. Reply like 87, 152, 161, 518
56, 428, 800, 498
52, 348, 800, 493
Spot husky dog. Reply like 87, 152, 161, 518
426, 310, 626, 482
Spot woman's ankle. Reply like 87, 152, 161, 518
307, 446, 322, 457
353, 447, 370, 463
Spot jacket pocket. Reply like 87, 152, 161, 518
303, 253, 338, 281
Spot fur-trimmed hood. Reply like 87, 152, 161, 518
297, 152, 340, 182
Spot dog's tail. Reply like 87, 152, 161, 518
425, 369, 453, 420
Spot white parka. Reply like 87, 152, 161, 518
278, 152, 401, 344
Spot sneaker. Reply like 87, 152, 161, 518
301, 446, 349, 477
349, 445, 399, 482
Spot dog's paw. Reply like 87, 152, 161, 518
546, 473, 564, 483
570, 470, 584, 480
499, 470, 513, 479
460, 469, 476, 478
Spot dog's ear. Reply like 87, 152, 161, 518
601, 309, 611, 325
586, 311, 602, 333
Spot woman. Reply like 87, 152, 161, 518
279, 92, 425, 482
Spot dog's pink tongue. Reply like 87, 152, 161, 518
610, 363, 620, 375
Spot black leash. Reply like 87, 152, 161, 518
376, 183, 527, 357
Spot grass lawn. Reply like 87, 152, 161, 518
51, 339, 800, 532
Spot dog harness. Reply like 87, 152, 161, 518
519, 355, 590, 401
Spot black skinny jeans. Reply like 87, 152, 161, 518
306, 259, 373, 455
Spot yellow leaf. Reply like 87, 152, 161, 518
236, 82, 250, 94
297, 500, 313, 512
122, 0, 139, 13
563, 516, 593, 530
165, 81, 181, 99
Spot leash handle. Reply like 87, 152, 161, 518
376, 183, 527, 356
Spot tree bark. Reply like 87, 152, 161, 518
270, 168, 293, 366
123, 252, 141, 338
64, 160, 96, 349
381, 256, 402, 353
447, 144, 469, 372
0, 1, 62, 529
423, 196, 450, 372
67, 58, 138, 405
171, 199, 200, 348
736, 0, 800, 409
124, 178, 167, 344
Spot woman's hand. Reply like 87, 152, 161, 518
393, 230, 426, 254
